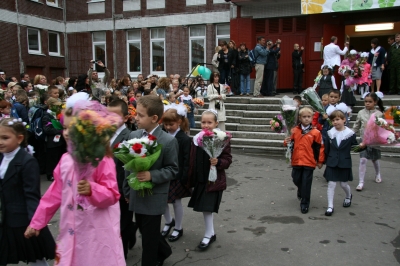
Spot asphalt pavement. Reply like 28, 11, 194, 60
29, 152, 400, 266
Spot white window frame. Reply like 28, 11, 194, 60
216, 24, 230, 46
27, 28, 42, 55
92, 32, 107, 78
46, 0, 58, 7
189, 26, 206, 73
48, 32, 60, 56
126, 30, 142, 77
150, 28, 166, 76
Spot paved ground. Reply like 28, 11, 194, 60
28, 152, 400, 266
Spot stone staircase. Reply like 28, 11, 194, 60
191, 94, 400, 157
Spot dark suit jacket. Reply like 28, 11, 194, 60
111, 127, 132, 197
123, 126, 179, 215
0, 148, 41, 227
325, 130, 358, 168
175, 130, 191, 184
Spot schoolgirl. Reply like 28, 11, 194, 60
317, 65, 337, 98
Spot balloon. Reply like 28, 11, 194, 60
198, 66, 205, 75
202, 67, 212, 80
191, 66, 199, 76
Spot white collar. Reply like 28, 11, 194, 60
301, 124, 310, 130
180, 95, 192, 100
327, 126, 354, 140
168, 128, 180, 137
3, 147, 20, 160
144, 125, 159, 136
371, 46, 381, 54
115, 124, 126, 136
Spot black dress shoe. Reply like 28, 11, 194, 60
198, 235, 216, 251
301, 206, 308, 214
128, 222, 138, 250
168, 229, 183, 242
155, 260, 164, 266
161, 219, 175, 237
325, 207, 334, 216
343, 194, 352, 207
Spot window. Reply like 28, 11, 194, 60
147, 0, 165, 9
123, 0, 140, 11
216, 24, 230, 46
189, 26, 206, 71
48, 32, 60, 56
28, 28, 41, 54
46, 0, 58, 7
186, 0, 206, 6
150, 28, 165, 74
127, 30, 142, 75
92, 32, 106, 73
88, 0, 105, 14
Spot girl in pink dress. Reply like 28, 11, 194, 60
358, 52, 372, 99
25, 106, 125, 266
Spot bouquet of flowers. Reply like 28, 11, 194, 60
313, 70, 323, 89
35, 84, 48, 96
196, 129, 232, 182
279, 96, 298, 163
68, 100, 122, 210
113, 135, 162, 196
301, 87, 331, 125
269, 115, 285, 133
193, 98, 205, 107
391, 106, 400, 125
352, 113, 400, 152
338, 65, 352, 76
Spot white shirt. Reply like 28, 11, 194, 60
109, 124, 127, 147
323, 43, 348, 68
143, 125, 159, 136
0, 147, 20, 179
168, 128, 180, 137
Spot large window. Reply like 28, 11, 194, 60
46, 0, 58, 7
48, 32, 60, 56
150, 28, 165, 74
28, 28, 41, 54
127, 30, 141, 75
216, 24, 230, 46
189, 26, 206, 71
92, 32, 106, 73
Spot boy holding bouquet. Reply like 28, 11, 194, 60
124, 95, 179, 266
284, 107, 325, 214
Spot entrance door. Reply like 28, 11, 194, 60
323, 24, 345, 88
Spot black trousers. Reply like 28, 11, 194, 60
293, 68, 303, 91
135, 213, 172, 266
120, 197, 134, 259
292, 166, 314, 208
260, 68, 274, 96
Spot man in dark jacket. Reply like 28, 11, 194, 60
292, 44, 304, 94
261, 39, 281, 96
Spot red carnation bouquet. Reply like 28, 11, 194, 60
113, 134, 162, 196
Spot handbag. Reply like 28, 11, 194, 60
215, 101, 220, 110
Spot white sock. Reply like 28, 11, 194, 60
327, 181, 336, 208
340, 182, 351, 203
360, 86, 364, 97
365, 85, 370, 93
372, 160, 381, 179
171, 199, 184, 236
163, 204, 173, 232
202, 212, 214, 244
359, 158, 367, 185
30, 259, 49, 266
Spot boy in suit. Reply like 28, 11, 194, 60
124, 95, 179, 266
107, 99, 137, 259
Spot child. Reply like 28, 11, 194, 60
161, 106, 192, 242
126, 87, 135, 101
284, 107, 324, 214
188, 109, 232, 251
124, 95, 179, 266
47, 85, 60, 100
317, 65, 337, 98
312, 94, 328, 131
0, 99, 12, 120
179, 86, 195, 129
42, 97, 66, 181
293, 95, 302, 107
167, 92, 176, 105
324, 110, 358, 216
358, 52, 371, 100
25, 104, 125, 265
107, 99, 137, 258
0, 118, 55, 265
340, 70, 357, 110
352, 92, 384, 191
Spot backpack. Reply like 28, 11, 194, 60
28, 106, 46, 141
248, 49, 259, 67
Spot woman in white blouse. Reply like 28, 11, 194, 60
207, 72, 227, 131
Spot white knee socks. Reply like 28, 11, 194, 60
202, 212, 214, 244
30, 259, 49, 266
327, 181, 351, 208
372, 160, 381, 179
171, 199, 184, 237
163, 204, 173, 232
359, 158, 367, 185
340, 182, 351, 202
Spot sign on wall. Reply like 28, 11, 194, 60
301, 0, 400, 14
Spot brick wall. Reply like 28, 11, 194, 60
18, 0, 63, 21
0, 0, 16, 11
66, 0, 113, 21
67, 32, 92, 78
0, 22, 20, 78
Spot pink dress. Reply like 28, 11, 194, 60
359, 63, 372, 85
30, 154, 125, 266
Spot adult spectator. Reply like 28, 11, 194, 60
20, 73, 30, 83
253, 37, 269, 97
261, 39, 281, 97
386, 36, 396, 93
212, 46, 221, 74
207, 72, 227, 131
88, 60, 110, 89
76, 74, 91, 93
217, 41, 235, 86
0, 69, 9, 90
229, 40, 239, 95
389, 33, 400, 95
292, 44, 304, 94
137, 74, 144, 83
118, 74, 132, 95
273, 51, 281, 95
33, 75, 48, 86
322, 36, 349, 69
367, 38, 386, 92
238, 43, 252, 96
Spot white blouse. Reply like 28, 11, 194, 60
0, 147, 20, 179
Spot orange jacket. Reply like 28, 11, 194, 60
284, 125, 325, 168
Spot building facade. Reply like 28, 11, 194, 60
0, 0, 230, 81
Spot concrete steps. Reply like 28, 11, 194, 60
191, 94, 400, 157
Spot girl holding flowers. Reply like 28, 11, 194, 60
161, 105, 192, 242
352, 92, 385, 191
188, 109, 232, 251
24, 96, 125, 266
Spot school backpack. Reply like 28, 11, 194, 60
28, 105, 46, 141
248, 49, 259, 67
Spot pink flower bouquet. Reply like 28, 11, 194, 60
269, 114, 285, 133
